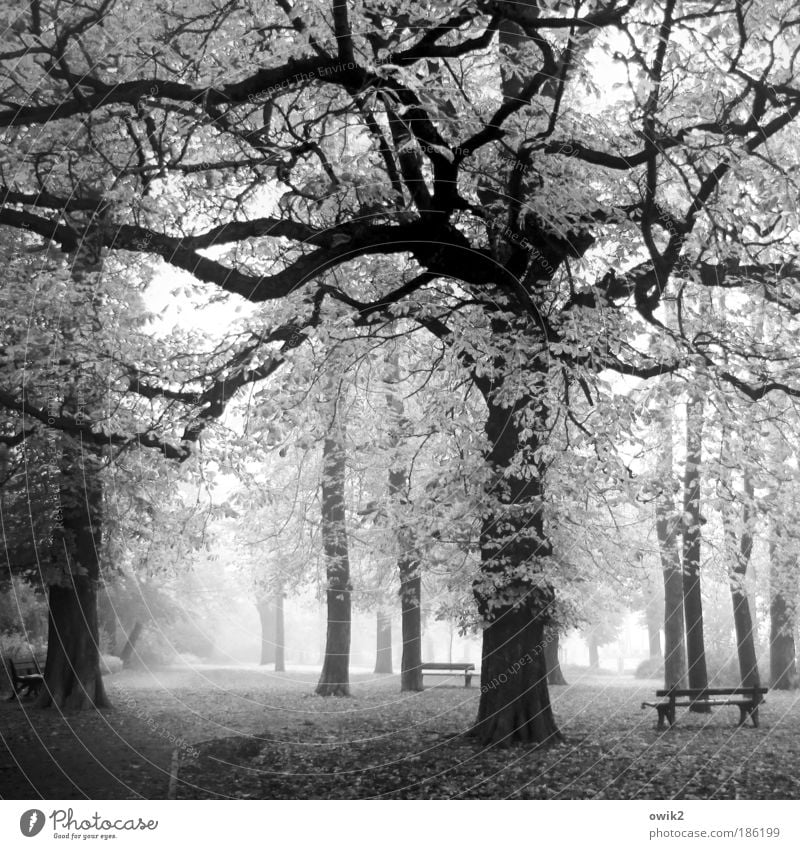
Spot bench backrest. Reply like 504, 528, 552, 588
655, 687, 768, 697
421, 662, 475, 671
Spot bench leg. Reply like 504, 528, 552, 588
735, 705, 759, 727
656, 706, 667, 729
465, 675, 471, 688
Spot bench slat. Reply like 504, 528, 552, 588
655, 688, 767, 697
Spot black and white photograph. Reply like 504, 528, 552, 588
1, 0, 799, 840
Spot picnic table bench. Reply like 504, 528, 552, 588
642, 686, 767, 729
420, 662, 475, 687
2, 653, 46, 701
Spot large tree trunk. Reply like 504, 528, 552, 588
39, 456, 109, 709
316, 428, 352, 697
545, 628, 568, 686
682, 392, 709, 705
655, 406, 687, 689
257, 599, 276, 666
374, 610, 393, 674
39, 220, 110, 710
474, 603, 559, 746
471, 399, 560, 746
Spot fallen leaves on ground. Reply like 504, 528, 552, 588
3, 666, 799, 799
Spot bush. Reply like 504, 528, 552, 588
0, 629, 46, 658
634, 652, 762, 687
634, 656, 663, 680
0, 578, 46, 645
706, 652, 746, 687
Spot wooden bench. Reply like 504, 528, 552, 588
420, 662, 475, 687
642, 686, 768, 729
2, 654, 46, 701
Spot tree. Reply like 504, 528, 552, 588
374, 609, 393, 674
653, 403, 688, 690
767, 433, 799, 689
316, 396, 353, 696
2, 0, 799, 741
383, 347, 423, 692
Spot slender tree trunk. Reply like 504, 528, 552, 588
316, 428, 352, 697
384, 350, 422, 691
399, 558, 423, 690
656, 506, 687, 689
682, 393, 709, 705
587, 633, 600, 669
98, 586, 118, 654
275, 591, 285, 672
471, 398, 560, 746
727, 474, 760, 687
257, 599, 276, 666
119, 621, 143, 667
769, 527, 797, 688
643, 566, 663, 657
647, 619, 662, 658
767, 428, 798, 688
655, 407, 687, 689
545, 628, 567, 685
374, 610, 393, 674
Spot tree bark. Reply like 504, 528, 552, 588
474, 604, 559, 746
545, 628, 568, 685
682, 392, 709, 705
316, 428, 352, 697
470, 398, 561, 746
39, 457, 109, 709
374, 609, 393, 674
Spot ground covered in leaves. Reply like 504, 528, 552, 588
2, 664, 800, 799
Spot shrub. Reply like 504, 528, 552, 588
634, 656, 663, 680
